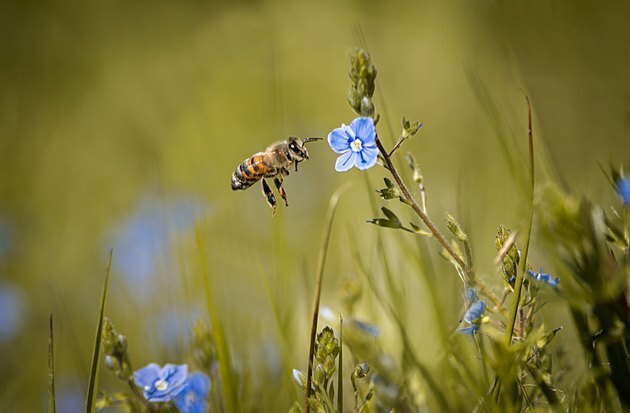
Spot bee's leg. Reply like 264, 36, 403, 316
274, 176, 289, 207
294, 160, 299, 172
261, 179, 277, 215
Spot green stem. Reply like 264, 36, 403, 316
374, 137, 504, 312
504, 96, 535, 346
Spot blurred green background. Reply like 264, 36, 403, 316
1, 0, 629, 411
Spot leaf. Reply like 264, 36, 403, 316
401, 116, 423, 139
381, 207, 400, 225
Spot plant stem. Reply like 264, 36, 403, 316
504, 96, 535, 346
375, 137, 503, 311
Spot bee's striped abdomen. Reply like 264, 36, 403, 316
231, 153, 270, 190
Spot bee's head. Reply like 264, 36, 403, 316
287, 137, 309, 161
287, 136, 322, 162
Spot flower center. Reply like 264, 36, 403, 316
350, 139, 363, 152
155, 379, 168, 392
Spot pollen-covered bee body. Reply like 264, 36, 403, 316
230, 136, 320, 214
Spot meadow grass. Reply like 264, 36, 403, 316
44, 48, 630, 413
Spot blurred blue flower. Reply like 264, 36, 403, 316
458, 289, 485, 335
54, 380, 84, 413
109, 196, 206, 292
134, 363, 188, 402
351, 319, 380, 337
527, 268, 559, 287
0, 282, 24, 341
328, 117, 378, 171
465, 287, 477, 301
173, 372, 211, 413
617, 177, 630, 206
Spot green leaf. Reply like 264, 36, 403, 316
402, 116, 423, 139
85, 249, 112, 413
381, 207, 400, 224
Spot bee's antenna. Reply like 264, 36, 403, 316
304, 137, 323, 144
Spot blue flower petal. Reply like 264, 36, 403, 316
161, 364, 188, 395
527, 268, 559, 287
173, 372, 211, 413
617, 178, 630, 206
350, 117, 376, 144
335, 151, 356, 172
465, 288, 477, 301
134, 363, 189, 403
353, 145, 378, 170
134, 363, 161, 389
328, 125, 354, 153
463, 301, 486, 324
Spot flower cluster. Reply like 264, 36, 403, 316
134, 363, 210, 413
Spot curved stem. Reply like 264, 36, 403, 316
375, 137, 504, 312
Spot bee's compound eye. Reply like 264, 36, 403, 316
289, 143, 297, 151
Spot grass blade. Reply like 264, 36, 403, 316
85, 249, 112, 413
305, 184, 349, 413
48, 314, 56, 413
196, 225, 241, 413
337, 314, 343, 413
505, 96, 535, 346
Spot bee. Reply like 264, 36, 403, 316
231, 137, 322, 214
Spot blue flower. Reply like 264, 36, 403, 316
527, 268, 559, 287
173, 372, 211, 413
617, 177, 630, 206
133, 363, 188, 402
328, 117, 378, 171
458, 290, 485, 335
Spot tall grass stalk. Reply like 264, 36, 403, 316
196, 225, 241, 413
304, 185, 348, 413
504, 96, 535, 346
337, 314, 343, 413
48, 314, 56, 413
85, 249, 112, 413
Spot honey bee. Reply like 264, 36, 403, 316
231, 137, 322, 214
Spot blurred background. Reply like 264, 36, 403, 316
1, 0, 629, 411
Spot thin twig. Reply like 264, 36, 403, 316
387, 136, 406, 157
